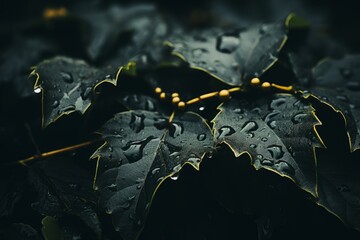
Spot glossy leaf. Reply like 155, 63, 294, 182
167, 20, 288, 86
91, 110, 213, 240
32, 56, 119, 128
212, 93, 324, 196
305, 55, 360, 151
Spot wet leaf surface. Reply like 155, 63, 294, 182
33, 56, 119, 128
91, 110, 213, 240
317, 151, 360, 231
305, 55, 360, 151
212, 93, 323, 196
29, 155, 101, 239
167, 22, 287, 86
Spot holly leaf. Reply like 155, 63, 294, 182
317, 151, 360, 231
90, 110, 213, 240
32, 56, 120, 128
166, 17, 290, 86
212, 93, 324, 196
304, 55, 360, 151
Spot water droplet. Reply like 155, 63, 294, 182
337, 184, 350, 193
173, 164, 182, 173
264, 111, 280, 125
191, 48, 208, 58
34, 87, 41, 94
60, 72, 73, 83
269, 121, 277, 129
171, 172, 180, 180
251, 108, 262, 114
169, 122, 184, 138
197, 134, 206, 141
217, 126, 235, 139
199, 106, 205, 111
250, 144, 257, 148
267, 145, 284, 159
256, 154, 264, 160
233, 108, 243, 114
339, 68, 353, 79
81, 87, 92, 100
259, 24, 268, 34
137, 184, 142, 189
154, 118, 168, 130
336, 95, 348, 102
216, 34, 240, 54
346, 81, 360, 91
145, 99, 155, 111
130, 113, 145, 133
261, 159, 273, 166
240, 121, 258, 133
188, 156, 201, 165
152, 168, 160, 175
274, 161, 295, 175
292, 113, 307, 124
270, 98, 286, 109
107, 183, 117, 191
58, 105, 76, 114
122, 137, 153, 163
261, 137, 268, 142
52, 100, 59, 108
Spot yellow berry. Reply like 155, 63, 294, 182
218, 89, 230, 100
172, 93, 179, 98
155, 87, 162, 94
250, 77, 261, 86
172, 96, 180, 104
178, 101, 186, 109
261, 82, 271, 89
160, 92, 166, 99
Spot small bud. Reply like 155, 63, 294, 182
178, 101, 186, 109
261, 82, 271, 89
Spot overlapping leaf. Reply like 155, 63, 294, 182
166, 19, 289, 86
32, 56, 119, 127
90, 110, 213, 240
212, 93, 324, 196
304, 55, 360, 151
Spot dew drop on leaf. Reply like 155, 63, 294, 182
217, 126, 235, 139
346, 81, 360, 91
129, 113, 145, 133
270, 97, 286, 109
240, 121, 258, 133
60, 71, 73, 83
339, 68, 353, 79
81, 87, 92, 100
191, 48, 208, 58
151, 168, 160, 175
52, 100, 59, 108
34, 87, 42, 94
274, 161, 295, 176
216, 34, 240, 54
169, 122, 184, 138
261, 159, 273, 166
58, 105, 76, 114
267, 145, 284, 159
197, 134, 206, 141
292, 113, 307, 124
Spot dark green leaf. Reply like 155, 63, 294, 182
30, 155, 102, 239
91, 110, 213, 240
212, 93, 323, 196
167, 20, 288, 86
32, 56, 119, 128
317, 152, 360, 231
305, 55, 360, 151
